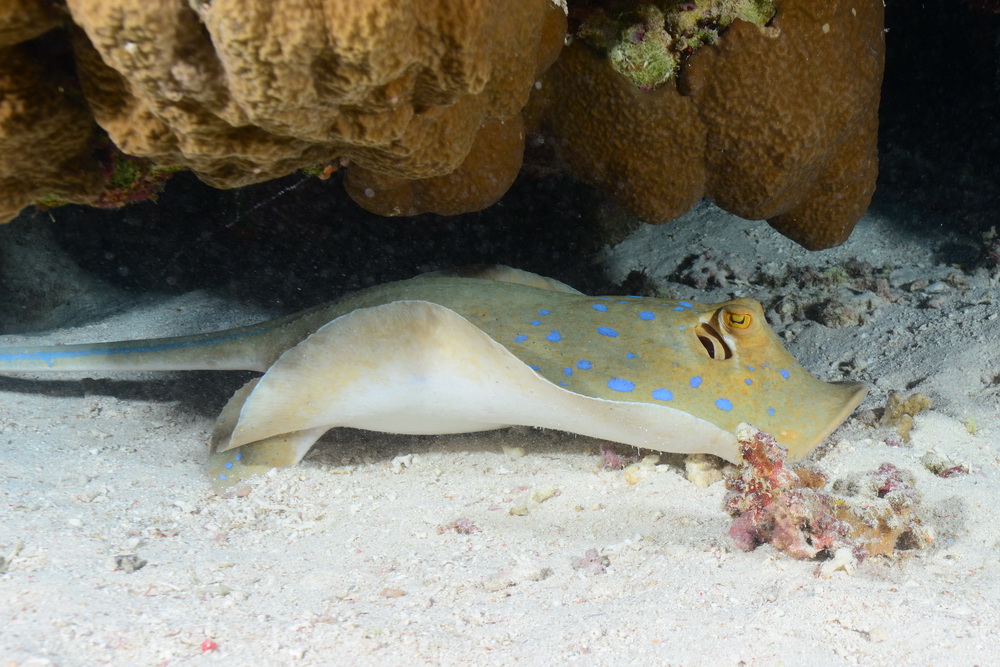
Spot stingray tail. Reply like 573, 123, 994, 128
0, 307, 334, 373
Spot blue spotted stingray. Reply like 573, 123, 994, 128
0, 266, 865, 485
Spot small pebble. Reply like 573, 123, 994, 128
921, 296, 946, 309
685, 454, 723, 488
922, 281, 949, 294
381, 587, 406, 598
200, 584, 233, 597
820, 547, 857, 577
623, 454, 660, 485
391, 454, 413, 473
501, 445, 526, 460
108, 554, 147, 573
530, 486, 556, 503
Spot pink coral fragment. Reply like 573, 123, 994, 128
724, 424, 932, 561
600, 442, 638, 470
437, 517, 478, 535
724, 424, 852, 560
573, 548, 609, 575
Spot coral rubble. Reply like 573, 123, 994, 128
725, 424, 931, 561
880, 391, 932, 443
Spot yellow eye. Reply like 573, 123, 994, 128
725, 311, 751, 329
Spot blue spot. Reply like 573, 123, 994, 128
746, 365, 755, 371
530, 320, 541, 326
235, 452, 243, 461
513, 334, 528, 343
539, 309, 550, 315
225, 461, 233, 469
577, 360, 592, 370
637, 310, 655, 320
597, 327, 618, 338
744, 378, 753, 385
617, 300, 629, 304
690, 376, 703, 388
563, 367, 573, 376
780, 368, 790, 379
680, 301, 693, 308
559, 381, 567, 386
529, 365, 540, 371
626, 352, 637, 359
768, 407, 776, 416
672, 306, 685, 311
715, 398, 734, 411
679, 326, 687, 330
608, 378, 635, 392
652, 388, 674, 401
219, 474, 227, 480
592, 303, 608, 312
546, 330, 562, 342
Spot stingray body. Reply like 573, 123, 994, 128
0, 267, 866, 485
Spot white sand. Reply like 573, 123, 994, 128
2, 203, 998, 665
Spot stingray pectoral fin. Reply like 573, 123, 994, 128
219, 300, 741, 462
417, 265, 584, 295
208, 377, 327, 485
779, 379, 868, 462
207, 428, 328, 487
211, 377, 259, 451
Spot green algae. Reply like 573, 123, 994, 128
577, 0, 776, 90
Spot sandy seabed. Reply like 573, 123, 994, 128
1, 201, 998, 665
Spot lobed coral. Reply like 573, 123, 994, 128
529, 0, 885, 249
0, 35, 106, 221
3, 0, 885, 251
1, 0, 567, 222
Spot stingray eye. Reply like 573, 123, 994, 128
725, 311, 751, 329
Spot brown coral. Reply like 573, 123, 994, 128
2, 0, 885, 246
527, 40, 707, 222
0, 0, 567, 222
0, 39, 106, 222
880, 391, 932, 443
343, 115, 527, 217
0, 0, 61, 48
529, 0, 885, 250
